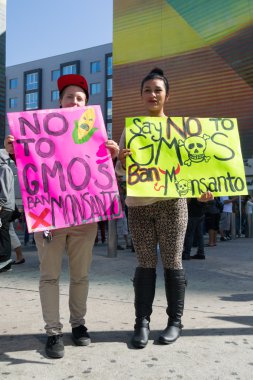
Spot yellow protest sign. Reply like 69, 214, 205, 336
125, 116, 247, 197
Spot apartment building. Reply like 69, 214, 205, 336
6, 43, 113, 138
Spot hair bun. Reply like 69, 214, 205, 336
149, 67, 164, 76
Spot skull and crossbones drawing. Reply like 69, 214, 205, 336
178, 134, 211, 166
175, 179, 191, 196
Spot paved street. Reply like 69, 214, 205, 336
0, 237, 253, 380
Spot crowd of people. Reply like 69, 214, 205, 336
1, 69, 252, 360
182, 195, 253, 260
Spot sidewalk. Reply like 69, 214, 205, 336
0, 237, 252, 380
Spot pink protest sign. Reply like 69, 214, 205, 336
7, 106, 122, 232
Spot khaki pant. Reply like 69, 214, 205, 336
35, 223, 97, 335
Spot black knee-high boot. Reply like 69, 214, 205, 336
131, 267, 156, 348
159, 269, 186, 344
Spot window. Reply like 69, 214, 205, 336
24, 69, 42, 110
90, 61, 101, 74
51, 90, 59, 101
9, 78, 18, 89
107, 100, 112, 118
25, 92, 39, 110
60, 60, 80, 76
62, 65, 77, 75
9, 98, 18, 109
107, 55, 112, 76
51, 69, 60, 81
107, 78, 112, 97
90, 83, 101, 95
25, 72, 39, 91
107, 123, 112, 139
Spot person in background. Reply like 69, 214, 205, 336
9, 222, 25, 264
244, 195, 253, 237
0, 151, 15, 273
116, 213, 130, 250
24, 215, 35, 246
116, 68, 213, 349
204, 197, 221, 247
232, 197, 241, 238
5, 73, 119, 359
219, 196, 238, 241
182, 198, 207, 260
116, 175, 131, 250
95, 221, 106, 244
240, 195, 250, 236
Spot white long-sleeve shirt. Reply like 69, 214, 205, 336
245, 200, 253, 214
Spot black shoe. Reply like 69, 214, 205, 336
191, 254, 205, 260
117, 245, 125, 250
220, 237, 227, 241
159, 322, 182, 344
0, 259, 12, 273
131, 318, 150, 349
45, 334, 64, 358
72, 325, 91, 346
182, 254, 190, 260
12, 258, 25, 265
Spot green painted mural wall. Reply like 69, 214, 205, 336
113, 0, 253, 158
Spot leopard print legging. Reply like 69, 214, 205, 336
128, 199, 188, 269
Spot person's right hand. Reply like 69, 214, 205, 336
198, 191, 214, 202
4, 135, 14, 154
118, 148, 132, 170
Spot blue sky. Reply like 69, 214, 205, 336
6, 0, 113, 67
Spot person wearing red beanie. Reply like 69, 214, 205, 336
5, 73, 119, 359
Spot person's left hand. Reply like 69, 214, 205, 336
105, 140, 119, 160
4, 135, 15, 154
198, 191, 214, 202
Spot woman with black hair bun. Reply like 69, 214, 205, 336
116, 68, 213, 349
